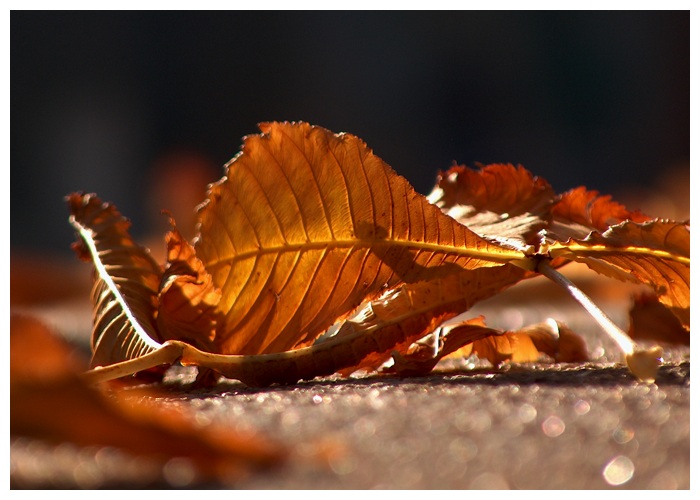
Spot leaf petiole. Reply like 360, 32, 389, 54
536, 259, 662, 383
81, 341, 184, 385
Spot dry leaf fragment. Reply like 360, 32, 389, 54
389, 317, 588, 377
67, 193, 163, 367
628, 291, 689, 345
517, 319, 590, 363
548, 186, 651, 240
10, 313, 287, 484
447, 318, 588, 366
546, 219, 690, 329
389, 316, 501, 376
328, 263, 530, 377
466, 331, 541, 365
428, 163, 555, 249
157, 218, 222, 350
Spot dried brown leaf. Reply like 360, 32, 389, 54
67, 193, 163, 367
470, 330, 541, 364
547, 219, 690, 329
628, 291, 689, 345
427, 163, 556, 250
328, 263, 529, 377
548, 186, 651, 240
67, 124, 689, 386
390, 316, 501, 376
389, 316, 589, 377
446, 319, 588, 366
168, 264, 526, 387
511, 319, 589, 363
157, 219, 222, 350
193, 122, 524, 355
10, 313, 287, 483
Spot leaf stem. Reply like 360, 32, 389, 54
537, 260, 633, 352
537, 260, 662, 383
81, 341, 184, 385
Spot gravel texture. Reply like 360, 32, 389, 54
10, 361, 690, 489
10, 272, 691, 490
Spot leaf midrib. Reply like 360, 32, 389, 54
72, 221, 163, 352
549, 243, 690, 265
201, 237, 526, 271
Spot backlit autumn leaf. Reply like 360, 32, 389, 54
321, 264, 530, 378
427, 163, 556, 249
193, 122, 523, 355
546, 219, 690, 329
429, 164, 689, 332
66, 121, 689, 386
157, 218, 222, 350
548, 186, 651, 240
389, 317, 588, 377
67, 193, 163, 367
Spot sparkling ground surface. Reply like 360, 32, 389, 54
10, 270, 691, 489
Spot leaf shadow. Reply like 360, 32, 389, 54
157, 361, 689, 400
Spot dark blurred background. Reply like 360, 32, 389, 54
11, 11, 689, 260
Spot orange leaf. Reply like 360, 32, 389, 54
193, 122, 524, 355
628, 291, 689, 345
471, 331, 541, 364
546, 219, 690, 329
444, 319, 588, 366
512, 319, 589, 363
165, 264, 528, 387
67, 193, 163, 367
67, 124, 689, 386
428, 163, 556, 248
329, 264, 529, 377
157, 219, 222, 350
10, 313, 287, 483
549, 186, 651, 239
390, 316, 501, 377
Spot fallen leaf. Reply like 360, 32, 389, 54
390, 317, 588, 377
10, 313, 287, 484
157, 218, 222, 350
66, 122, 689, 386
517, 319, 590, 363
194, 122, 523, 355
325, 264, 529, 377
548, 186, 651, 240
545, 219, 690, 329
628, 291, 689, 345
427, 163, 555, 249
389, 316, 502, 376
67, 193, 164, 367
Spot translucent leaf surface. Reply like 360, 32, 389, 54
427, 163, 555, 250
326, 264, 530, 376
194, 122, 524, 355
547, 186, 651, 240
157, 221, 222, 351
547, 219, 690, 329
67, 193, 163, 367
67, 125, 690, 386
